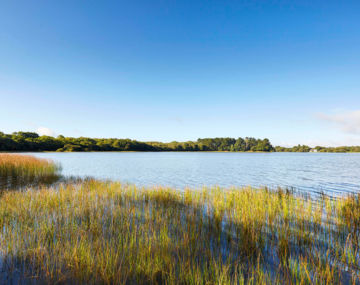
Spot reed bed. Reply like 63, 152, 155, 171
0, 180, 359, 284
0, 154, 61, 188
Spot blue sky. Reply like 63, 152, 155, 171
1, 0, 359, 146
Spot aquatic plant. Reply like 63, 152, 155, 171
0, 154, 61, 188
0, 179, 359, 284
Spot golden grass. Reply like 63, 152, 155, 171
0, 180, 359, 284
0, 154, 60, 188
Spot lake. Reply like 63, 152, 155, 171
24, 152, 360, 196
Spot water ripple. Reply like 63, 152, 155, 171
21, 152, 360, 197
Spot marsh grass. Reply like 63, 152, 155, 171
0, 179, 359, 284
0, 154, 61, 189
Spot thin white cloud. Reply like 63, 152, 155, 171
317, 110, 360, 135
168, 116, 184, 124
36, 127, 56, 137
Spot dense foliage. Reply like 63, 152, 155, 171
0, 131, 274, 152
275, 144, 360, 153
313, 145, 360, 152
1, 131, 359, 152
275, 145, 312, 152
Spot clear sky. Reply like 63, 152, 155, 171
1, 0, 359, 146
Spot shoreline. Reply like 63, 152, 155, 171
1, 150, 359, 153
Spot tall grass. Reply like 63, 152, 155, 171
0, 154, 61, 188
0, 180, 359, 284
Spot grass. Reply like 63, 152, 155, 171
0, 181, 359, 284
0, 154, 359, 284
0, 154, 61, 188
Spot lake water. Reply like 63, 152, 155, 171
25, 152, 360, 196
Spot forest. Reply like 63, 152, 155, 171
0, 131, 359, 152
0, 131, 273, 152
275, 144, 360, 153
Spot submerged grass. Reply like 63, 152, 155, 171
0, 154, 61, 188
0, 179, 359, 284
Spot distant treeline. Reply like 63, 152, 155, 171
275, 145, 360, 153
0, 132, 359, 152
0, 132, 273, 152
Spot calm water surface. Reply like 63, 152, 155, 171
27, 152, 360, 196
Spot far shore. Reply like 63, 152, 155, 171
1, 150, 358, 154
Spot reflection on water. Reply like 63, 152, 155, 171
21, 152, 360, 197
0, 174, 60, 190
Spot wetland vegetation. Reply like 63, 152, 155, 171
0, 154, 360, 284
0, 154, 61, 189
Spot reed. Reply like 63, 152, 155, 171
0, 154, 61, 188
0, 179, 359, 284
